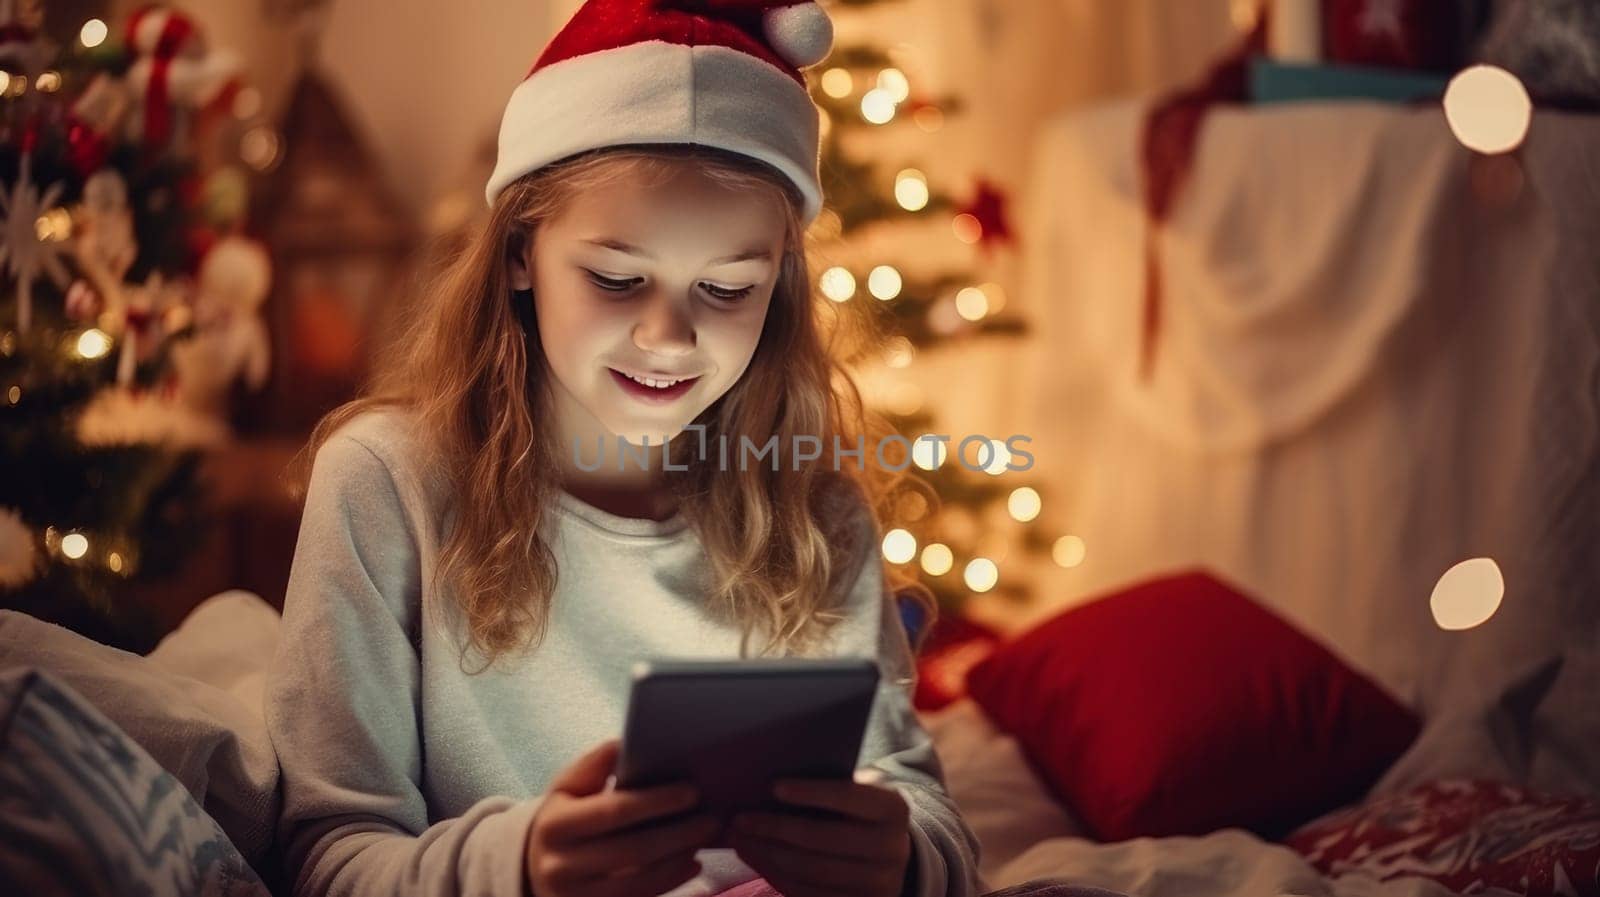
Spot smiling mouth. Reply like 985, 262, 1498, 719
608, 368, 701, 403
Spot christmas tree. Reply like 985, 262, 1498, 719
0, 3, 273, 652
805, 0, 1052, 634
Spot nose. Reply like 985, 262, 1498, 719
631, 292, 697, 356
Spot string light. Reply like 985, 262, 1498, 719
35, 72, 60, 93
980, 439, 1011, 476
5, 385, 19, 405
76, 329, 112, 359
34, 209, 72, 242
877, 68, 910, 103
1430, 557, 1504, 630
821, 67, 853, 98
108, 552, 124, 574
1444, 65, 1532, 155
861, 88, 897, 124
979, 282, 1007, 313
868, 265, 903, 301
80, 19, 109, 49
1007, 487, 1041, 522
1052, 535, 1087, 568
61, 532, 89, 560
920, 543, 953, 576
819, 266, 856, 302
894, 169, 930, 211
964, 558, 999, 593
955, 287, 989, 321
4, 74, 27, 97
882, 528, 917, 564
0, 73, 9, 96
952, 213, 983, 244
911, 435, 947, 470
240, 128, 282, 171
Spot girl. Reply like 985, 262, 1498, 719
264, 2, 982, 896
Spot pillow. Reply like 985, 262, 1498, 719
965, 568, 1420, 842
1375, 653, 1563, 796
1287, 779, 1600, 896
921, 698, 1087, 887
0, 610, 281, 866
913, 612, 1002, 712
0, 666, 271, 897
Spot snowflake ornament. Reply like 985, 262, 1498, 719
0, 153, 72, 334
0, 505, 40, 590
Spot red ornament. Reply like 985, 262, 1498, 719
65, 116, 113, 177
1324, 0, 1460, 72
955, 177, 1015, 255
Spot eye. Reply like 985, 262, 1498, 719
584, 270, 641, 293
701, 282, 756, 302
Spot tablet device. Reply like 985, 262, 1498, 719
614, 658, 880, 834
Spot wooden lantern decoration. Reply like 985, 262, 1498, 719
246, 70, 415, 435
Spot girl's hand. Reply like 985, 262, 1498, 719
524, 739, 724, 897
728, 773, 915, 897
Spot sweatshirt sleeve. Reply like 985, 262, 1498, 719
828, 500, 984, 897
264, 430, 543, 897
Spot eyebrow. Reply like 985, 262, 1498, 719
581, 238, 772, 265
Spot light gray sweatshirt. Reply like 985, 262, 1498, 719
264, 408, 982, 897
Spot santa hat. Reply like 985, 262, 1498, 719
485, 0, 834, 223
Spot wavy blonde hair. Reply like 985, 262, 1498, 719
297, 144, 935, 673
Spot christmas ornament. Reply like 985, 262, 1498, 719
0, 153, 71, 334
76, 385, 227, 449
72, 6, 242, 154
112, 273, 187, 386
1324, 0, 1461, 72
0, 505, 39, 590
955, 177, 1016, 255
0, 0, 52, 128
72, 169, 138, 306
171, 236, 272, 416
64, 279, 102, 321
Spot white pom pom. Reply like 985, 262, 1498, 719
763, 2, 833, 68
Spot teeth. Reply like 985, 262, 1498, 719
624, 372, 684, 389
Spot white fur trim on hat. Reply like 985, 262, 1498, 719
764, 2, 833, 68
485, 41, 823, 223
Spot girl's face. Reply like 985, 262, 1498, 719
512, 162, 788, 449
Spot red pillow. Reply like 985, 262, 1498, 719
1288, 779, 1600, 896
965, 569, 1420, 842
913, 613, 1002, 712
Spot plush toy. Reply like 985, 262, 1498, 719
170, 236, 272, 417
71, 5, 241, 154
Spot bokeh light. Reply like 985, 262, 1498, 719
964, 558, 999, 593
1430, 557, 1505, 630
1444, 65, 1532, 155
1052, 535, 1087, 568
882, 528, 917, 564
920, 543, 953, 576
1007, 487, 1041, 522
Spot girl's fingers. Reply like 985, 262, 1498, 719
555, 812, 722, 876
771, 779, 908, 824
539, 784, 700, 844
730, 810, 883, 860
732, 829, 896, 895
